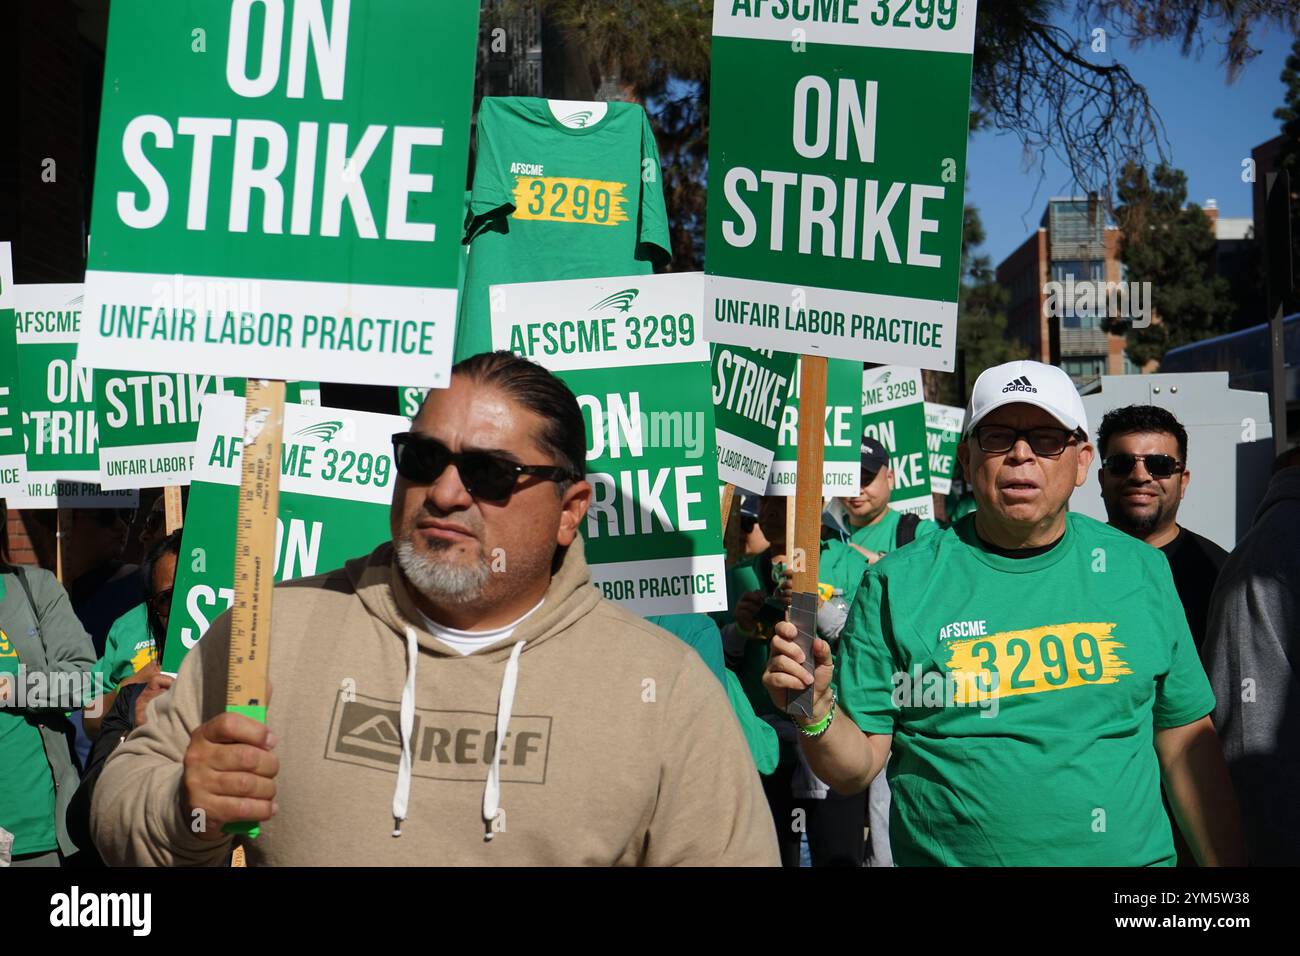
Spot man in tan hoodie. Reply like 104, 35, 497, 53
91, 351, 779, 866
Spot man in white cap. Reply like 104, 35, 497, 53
763, 360, 1245, 866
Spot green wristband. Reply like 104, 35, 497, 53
798, 689, 836, 738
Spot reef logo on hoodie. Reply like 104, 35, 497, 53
326, 692, 552, 784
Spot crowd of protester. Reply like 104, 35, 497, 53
0, 354, 1295, 866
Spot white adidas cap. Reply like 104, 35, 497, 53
963, 360, 1088, 438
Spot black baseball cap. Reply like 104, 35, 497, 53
860, 436, 889, 475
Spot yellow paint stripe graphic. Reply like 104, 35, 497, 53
511, 176, 629, 226
944, 622, 1132, 703
130, 643, 159, 674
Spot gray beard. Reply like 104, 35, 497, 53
395, 538, 490, 605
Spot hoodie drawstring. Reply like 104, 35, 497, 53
390, 631, 526, 841
391, 625, 419, 836
483, 640, 525, 841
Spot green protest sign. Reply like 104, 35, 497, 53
78, 0, 480, 388
711, 344, 797, 495
398, 386, 428, 418
767, 357, 863, 497
704, 2, 976, 370
95, 374, 319, 489
861, 365, 931, 517
0, 244, 24, 496
163, 394, 402, 671
9, 284, 137, 509
492, 272, 726, 615
924, 401, 964, 495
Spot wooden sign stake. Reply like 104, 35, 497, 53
55, 509, 65, 583
785, 355, 828, 719
792, 356, 827, 594
163, 485, 184, 535
719, 481, 737, 530
223, 378, 286, 839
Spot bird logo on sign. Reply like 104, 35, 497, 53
292, 421, 345, 444
588, 289, 640, 314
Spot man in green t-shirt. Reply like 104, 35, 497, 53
821, 435, 940, 605
763, 360, 1245, 866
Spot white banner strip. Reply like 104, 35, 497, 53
715, 428, 778, 495
80, 271, 456, 388
0, 453, 25, 497
713, 0, 977, 55
6, 479, 139, 509
704, 274, 957, 371
590, 553, 728, 616
490, 272, 709, 372
98, 440, 199, 490
766, 460, 860, 497
193, 394, 406, 506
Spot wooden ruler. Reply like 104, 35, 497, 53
163, 485, 184, 535
223, 379, 286, 839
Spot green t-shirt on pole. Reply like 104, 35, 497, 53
837, 512, 1216, 867
455, 97, 672, 361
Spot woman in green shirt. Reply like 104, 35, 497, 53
1, 509, 97, 866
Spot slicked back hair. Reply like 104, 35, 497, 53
1096, 404, 1188, 462
445, 351, 587, 491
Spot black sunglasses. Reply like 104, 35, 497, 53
1103, 453, 1183, 479
390, 432, 582, 503
974, 425, 1081, 458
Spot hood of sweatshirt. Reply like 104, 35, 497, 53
1256, 467, 1300, 523
822, 497, 851, 539
343, 535, 601, 838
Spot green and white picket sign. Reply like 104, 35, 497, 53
924, 401, 964, 495
767, 357, 863, 497
0, 243, 25, 497
398, 386, 428, 418
861, 365, 932, 517
95, 374, 320, 489
162, 393, 402, 672
78, 0, 480, 388
8, 284, 137, 510
711, 343, 797, 495
704, 1, 977, 370
491, 271, 726, 616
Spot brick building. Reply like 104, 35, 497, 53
995, 198, 1135, 386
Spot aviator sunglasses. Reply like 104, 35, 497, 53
1103, 453, 1184, 479
390, 432, 582, 503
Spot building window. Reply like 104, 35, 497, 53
1061, 357, 1105, 382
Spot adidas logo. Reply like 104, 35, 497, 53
1001, 375, 1037, 394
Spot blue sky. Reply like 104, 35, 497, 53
967, 26, 1297, 267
